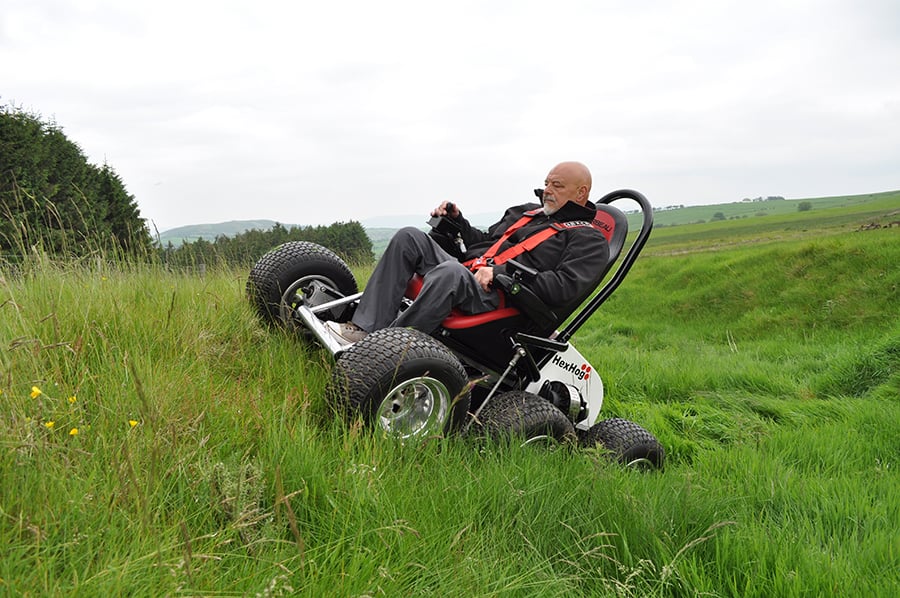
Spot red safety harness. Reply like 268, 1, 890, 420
463, 208, 614, 272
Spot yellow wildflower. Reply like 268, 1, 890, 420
129, 420, 139, 428
45, 421, 55, 429
30, 386, 42, 399
68, 395, 77, 404
69, 428, 79, 436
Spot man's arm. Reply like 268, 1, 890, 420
457, 203, 543, 253
512, 228, 609, 309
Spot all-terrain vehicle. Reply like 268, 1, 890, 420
246, 189, 664, 468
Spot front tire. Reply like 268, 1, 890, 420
580, 418, 664, 469
247, 241, 357, 327
326, 328, 471, 439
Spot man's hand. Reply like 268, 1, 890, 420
430, 201, 460, 219
474, 266, 494, 292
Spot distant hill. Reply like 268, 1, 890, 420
156, 220, 288, 245
156, 212, 496, 246
361, 212, 495, 229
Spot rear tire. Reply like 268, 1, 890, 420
580, 418, 664, 469
247, 241, 357, 327
326, 328, 471, 439
469, 391, 575, 445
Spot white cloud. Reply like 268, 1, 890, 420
2, 0, 898, 232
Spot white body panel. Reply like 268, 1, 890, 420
525, 343, 604, 431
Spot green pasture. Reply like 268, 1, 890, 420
1, 192, 898, 596
645, 189, 897, 227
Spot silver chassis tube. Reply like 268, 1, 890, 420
294, 292, 363, 356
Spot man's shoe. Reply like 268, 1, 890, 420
325, 321, 369, 345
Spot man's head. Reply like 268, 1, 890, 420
542, 161, 592, 215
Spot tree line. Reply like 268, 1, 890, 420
1, 104, 373, 267
160, 221, 373, 269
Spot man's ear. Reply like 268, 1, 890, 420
578, 185, 589, 201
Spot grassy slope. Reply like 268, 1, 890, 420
1, 193, 898, 596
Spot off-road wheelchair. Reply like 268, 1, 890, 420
246, 189, 664, 468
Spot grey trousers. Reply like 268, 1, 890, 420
351, 227, 500, 334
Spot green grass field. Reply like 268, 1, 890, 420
1, 192, 898, 596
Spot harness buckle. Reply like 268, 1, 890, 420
469, 256, 495, 271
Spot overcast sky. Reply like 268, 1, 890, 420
3, 0, 899, 232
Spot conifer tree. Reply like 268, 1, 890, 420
0, 103, 151, 256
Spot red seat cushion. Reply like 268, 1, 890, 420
441, 306, 522, 329
404, 275, 519, 330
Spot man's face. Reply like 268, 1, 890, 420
542, 165, 585, 215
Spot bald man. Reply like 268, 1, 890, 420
326, 161, 610, 345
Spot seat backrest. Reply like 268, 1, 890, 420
593, 203, 629, 269
556, 189, 653, 343
518, 202, 628, 331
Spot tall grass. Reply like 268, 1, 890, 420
1, 208, 898, 595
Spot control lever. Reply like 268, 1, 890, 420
427, 202, 466, 253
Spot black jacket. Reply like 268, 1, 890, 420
452, 200, 609, 314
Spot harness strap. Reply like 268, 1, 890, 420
464, 208, 604, 272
